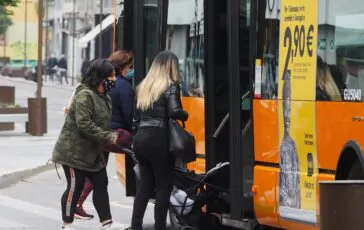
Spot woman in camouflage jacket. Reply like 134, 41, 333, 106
52, 59, 118, 229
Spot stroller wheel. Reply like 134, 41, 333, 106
169, 209, 198, 230
169, 209, 182, 229
181, 227, 197, 230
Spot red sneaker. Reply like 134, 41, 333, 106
74, 206, 94, 220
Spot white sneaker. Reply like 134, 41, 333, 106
101, 220, 113, 229
62, 225, 72, 230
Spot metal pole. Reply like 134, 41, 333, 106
24, 0, 28, 69
44, 0, 49, 82
45, 0, 48, 59
99, 0, 103, 58
113, 0, 116, 52
3, 35, 5, 58
36, 0, 44, 135
72, 0, 75, 86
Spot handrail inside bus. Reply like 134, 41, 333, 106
213, 91, 251, 138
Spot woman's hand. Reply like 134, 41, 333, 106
111, 132, 119, 145
63, 106, 69, 115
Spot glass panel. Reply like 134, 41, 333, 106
318, 0, 364, 101
257, 0, 280, 100
144, 0, 158, 72
239, 0, 252, 112
166, 0, 204, 97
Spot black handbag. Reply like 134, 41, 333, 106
168, 119, 196, 164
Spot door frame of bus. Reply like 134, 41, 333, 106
126, 0, 255, 223
124, 0, 169, 196
226, 0, 243, 220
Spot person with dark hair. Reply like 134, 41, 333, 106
109, 50, 135, 132
72, 50, 135, 219
52, 59, 120, 229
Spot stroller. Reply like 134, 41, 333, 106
120, 147, 230, 230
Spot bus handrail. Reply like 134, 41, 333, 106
213, 113, 230, 138
213, 91, 251, 138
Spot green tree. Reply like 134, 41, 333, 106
0, 6, 12, 35
0, 0, 19, 7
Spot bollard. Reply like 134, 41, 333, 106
320, 180, 364, 230
27, 98, 47, 136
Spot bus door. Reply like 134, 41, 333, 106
222, 0, 255, 225
163, 0, 255, 225
123, 0, 162, 197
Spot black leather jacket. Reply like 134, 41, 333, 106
133, 82, 188, 134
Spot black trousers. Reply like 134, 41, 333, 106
131, 127, 174, 230
61, 165, 111, 223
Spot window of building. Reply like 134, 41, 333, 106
166, 0, 204, 97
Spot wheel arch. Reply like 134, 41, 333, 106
335, 140, 364, 180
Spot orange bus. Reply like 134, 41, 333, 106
113, 0, 364, 229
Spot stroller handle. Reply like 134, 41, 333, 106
120, 147, 230, 179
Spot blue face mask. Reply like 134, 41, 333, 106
125, 69, 135, 80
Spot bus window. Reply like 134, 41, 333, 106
144, 0, 158, 72
257, 0, 280, 100
165, 0, 204, 97
318, 0, 364, 102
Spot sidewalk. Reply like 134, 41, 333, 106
0, 75, 76, 91
0, 75, 71, 188
0, 124, 58, 188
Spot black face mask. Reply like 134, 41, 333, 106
103, 79, 116, 92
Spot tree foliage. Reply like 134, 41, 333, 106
0, 0, 19, 7
0, 6, 12, 35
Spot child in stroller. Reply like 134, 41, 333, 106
120, 147, 230, 230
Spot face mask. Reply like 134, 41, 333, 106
103, 79, 116, 92
125, 69, 135, 80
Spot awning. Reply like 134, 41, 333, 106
167, 0, 203, 25
78, 14, 115, 48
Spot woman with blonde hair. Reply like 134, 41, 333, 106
131, 50, 188, 230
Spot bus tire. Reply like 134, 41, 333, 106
336, 141, 364, 180
347, 159, 364, 179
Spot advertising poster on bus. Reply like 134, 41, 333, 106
277, 0, 318, 224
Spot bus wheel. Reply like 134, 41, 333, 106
347, 160, 364, 180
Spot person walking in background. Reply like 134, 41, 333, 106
53, 59, 120, 229
47, 54, 58, 81
58, 54, 68, 84
131, 51, 188, 230
80, 56, 90, 78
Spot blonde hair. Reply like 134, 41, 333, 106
317, 57, 342, 101
136, 51, 180, 111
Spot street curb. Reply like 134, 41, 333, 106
0, 162, 57, 189
0, 76, 75, 91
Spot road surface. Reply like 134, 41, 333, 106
0, 157, 156, 230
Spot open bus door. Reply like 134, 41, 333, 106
203, 0, 256, 227
119, 0, 257, 228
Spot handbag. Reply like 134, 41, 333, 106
168, 119, 196, 164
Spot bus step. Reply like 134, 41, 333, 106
220, 214, 257, 230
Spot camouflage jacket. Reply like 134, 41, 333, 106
52, 84, 116, 172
